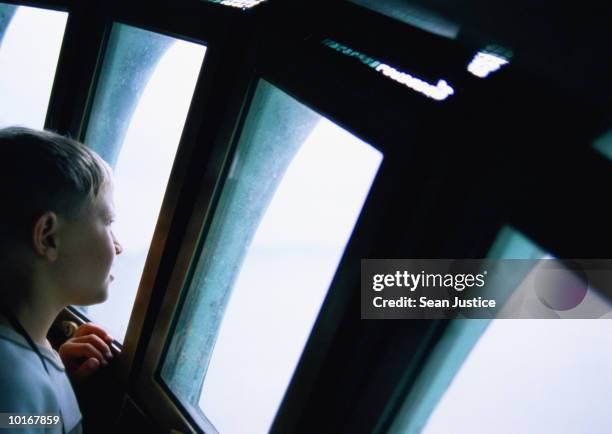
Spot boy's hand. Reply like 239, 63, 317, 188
58, 323, 119, 382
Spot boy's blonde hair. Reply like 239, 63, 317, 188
0, 126, 111, 245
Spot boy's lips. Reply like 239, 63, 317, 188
110, 274, 115, 282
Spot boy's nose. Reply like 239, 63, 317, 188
112, 232, 123, 255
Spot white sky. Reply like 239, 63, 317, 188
198, 117, 382, 434
0, 6, 67, 128
423, 320, 612, 434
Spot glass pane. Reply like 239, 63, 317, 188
391, 226, 612, 434
161, 80, 383, 434
347, 0, 459, 39
0, 4, 67, 128
421, 321, 612, 434
593, 129, 612, 161
78, 24, 206, 341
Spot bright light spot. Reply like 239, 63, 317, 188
467, 52, 509, 78
322, 39, 454, 101
375, 64, 454, 101
209, 0, 266, 8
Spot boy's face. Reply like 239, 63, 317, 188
54, 182, 122, 305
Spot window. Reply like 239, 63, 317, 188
390, 226, 612, 434
160, 80, 383, 434
593, 129, 612, 161
0, 3, 67, 128
78, 23, 207, 341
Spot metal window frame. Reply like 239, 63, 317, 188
129, 17, 469, 432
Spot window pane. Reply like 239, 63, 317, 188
347, 0, 459, 39
593, 129, 612, 161
420, 321, 612, 434
391, 227, 612, 434
0, 4, 67, 128
78, 24, 206, 341
161, 80, 383, 434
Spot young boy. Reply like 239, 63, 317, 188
0, 126, 123, 433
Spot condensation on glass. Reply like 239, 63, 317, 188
77, 24, 206, 341
161, 80, 383, 434
391, 226, 612, 434
0, 3, 67, 128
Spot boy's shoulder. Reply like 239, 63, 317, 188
0, 325, 60, 413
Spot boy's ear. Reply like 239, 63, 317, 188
32, 211, 59, 261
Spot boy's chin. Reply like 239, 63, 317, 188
93, 286, 110, 304
78, 286, 110, 306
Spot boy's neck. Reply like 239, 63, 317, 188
1, 294, 62, 349
13, 305, 57, 349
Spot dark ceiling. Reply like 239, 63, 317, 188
348, 0, 612, 128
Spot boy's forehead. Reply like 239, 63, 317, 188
85, 183, 115, 216
97, 187, 116, 214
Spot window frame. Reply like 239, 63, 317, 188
124, 40, 259, 434
36, 0, 251, 369
81, 18, 258, 434
129, 16, 463, 431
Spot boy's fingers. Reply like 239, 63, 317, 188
60, 342, 108, 366
74, 323, 113, 343
68, 334, 113, 359
72, 358, 100, 381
